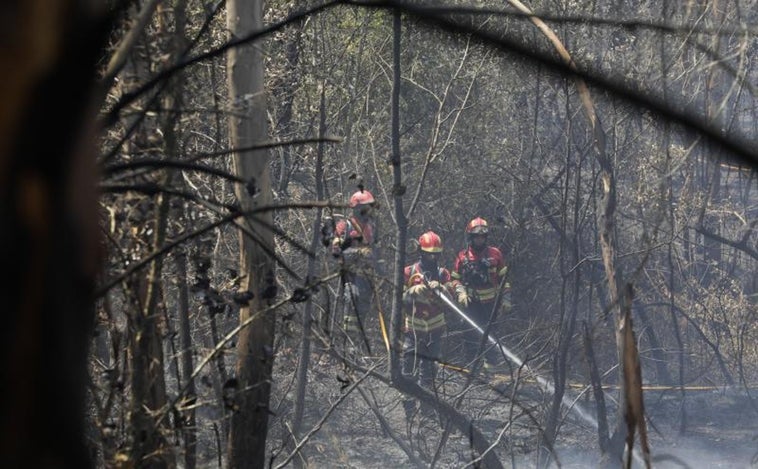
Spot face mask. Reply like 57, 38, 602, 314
354, 205, 372, 219
420, 253, 439, 272
470, 235, 486, 250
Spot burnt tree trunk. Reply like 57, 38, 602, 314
226, 0, 276, 466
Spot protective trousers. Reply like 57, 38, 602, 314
401, 328, 443, 389
342, 274, 373, 356
461, 300, 500, 366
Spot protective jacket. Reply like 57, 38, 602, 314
451, 246, 509, 303
403, 262, 452, 333
330, 215, 378, 348
332, 216, 374, 250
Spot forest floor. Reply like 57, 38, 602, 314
640, 387, 757, 469
267, 347, 758, 469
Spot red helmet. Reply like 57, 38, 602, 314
349, 189, 375, 208
418, 231, 443, 253
466, 217, 488, 235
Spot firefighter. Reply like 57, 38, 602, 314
330, 189, 379, 358
451, 217, 510, 371
401, 231, 453, 418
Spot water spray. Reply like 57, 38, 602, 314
432, 289, 597, 425
431, 287, 647, 466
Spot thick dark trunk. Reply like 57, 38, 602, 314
0, 2, 106, 467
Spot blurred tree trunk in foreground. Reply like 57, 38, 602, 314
0, 1, 108, 467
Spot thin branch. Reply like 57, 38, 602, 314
406, 37, 476, 219
102, 0, 162, 85
99, 0, 226, 162
695, 225, 758, 261
155, 271, 341, 432
103, 1, 343, 124
355, 386, 426, 468
367, 3, 758, 37
273, 359, 382, 469
103, 160, 247, 182
345, 0, 757, 166
96, 201, 333, 297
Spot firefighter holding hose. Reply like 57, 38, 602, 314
401, 231, 454, 418
451, 217, 511, 372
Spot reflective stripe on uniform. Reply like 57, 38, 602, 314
405, 313, 445, 332
472, 286, 497, 301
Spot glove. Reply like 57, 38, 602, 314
406, 283, 428, 296
456, 285, 469, 307
355, 246, 372, 258
427, 280, 441, 290
457, 291, 470, 307
330, 243, 342, 257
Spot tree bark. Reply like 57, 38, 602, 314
289, 85, 328, 467
175, 246, 197, 469
166, 3, 195, 465
500, 0, 628, 460
542, 120, 582, 464
226, 0, 276, 467
584, 322, 610, 453
128, 173, 172, 468
388, 8, 407, 381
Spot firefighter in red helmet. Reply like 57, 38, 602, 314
348, 189, 375, 209
330, 189, 379, 358
401, 231, 454, 418
451, 217, 511, 371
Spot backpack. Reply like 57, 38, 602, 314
407, 262, 445, 287
320, 213, 353, 250
460, 255, 491, 287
